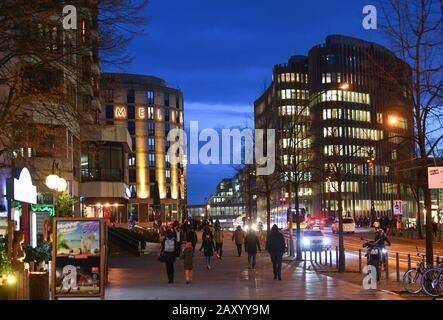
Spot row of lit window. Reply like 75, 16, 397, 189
323, 127, 383, 141
278, 105, 310, 116
279, 89, 310, 100
281, 154, 310, 166
321, 72, 342, 84
325, 163, 389, 176
312, 90, 371, 105
326, 200, 393, 212
325, 181, 359, 193
277, 73, 308, 83
282, 171, 312, 182
324, 145, 375, 157
105, 89, 181, 108
322, 108, 371, 122
280, 137, 311, 149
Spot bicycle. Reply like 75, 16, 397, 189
402, 248, 427, 294
421, 260, 443, 298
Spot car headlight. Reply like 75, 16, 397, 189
302, 238, 310, 246
323, 238, 331, 245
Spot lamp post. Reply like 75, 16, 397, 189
45, 161, 67, 218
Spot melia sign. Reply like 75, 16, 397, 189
14, 167, 37, 204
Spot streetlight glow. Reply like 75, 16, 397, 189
339, 83, 350, 90
388, 115, 398, 125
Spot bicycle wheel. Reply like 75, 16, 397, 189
403, 269, 422, 294
421, 268, 443, 298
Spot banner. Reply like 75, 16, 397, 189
52, 218, 104, 299
393, 200, 402, 215
428, 167, 443, 189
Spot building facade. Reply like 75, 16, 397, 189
99, 73, 187, 224
254, 35, 416, 222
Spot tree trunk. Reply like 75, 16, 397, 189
337, 191, 346, 273
266, 191, 271, 244
423, 185, 434, 266
294, 182, 302, 261
416, 187, 423, 239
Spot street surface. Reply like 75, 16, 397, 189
106, 232, 402, 300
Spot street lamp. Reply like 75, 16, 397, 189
367, 150, 375, 224
45, 161, 67, 192
339, 82, 350, 90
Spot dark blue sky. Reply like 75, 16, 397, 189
106, 0, 388, 204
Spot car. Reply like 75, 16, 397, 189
299, 230, 331, 251
331, 217, 356, 234
306, 217, 327, 230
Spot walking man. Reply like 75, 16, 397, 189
232, 225, 246, 257
267, 224, 286, 280
245, 229, 261, 269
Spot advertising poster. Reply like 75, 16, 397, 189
52, 219, 104, 299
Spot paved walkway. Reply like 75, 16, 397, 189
106, 236, 403, 300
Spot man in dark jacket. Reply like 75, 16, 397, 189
267, 224, 286, 280
245, 229, 261, 269
187, 227, 198, 252
160, 229, 177, 283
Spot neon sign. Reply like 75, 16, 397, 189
114, 106, 127, 119
137, 107, 146, 119
14, 168, 37, 204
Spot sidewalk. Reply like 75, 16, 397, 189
105, 238, 403, 300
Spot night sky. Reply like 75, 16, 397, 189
105, 0, 388, 204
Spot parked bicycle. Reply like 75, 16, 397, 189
403, 247, 427, 294
421, 260, 443, 298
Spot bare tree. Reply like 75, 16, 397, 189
379, 0, 443, 266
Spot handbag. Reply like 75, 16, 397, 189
157, 252, 165, 263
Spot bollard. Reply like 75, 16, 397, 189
359, 249, 362, 273
319, 250, 322, 264
310, 249, 312, 262
407, 254, 411, 271
396, 252, 400, 282
315, 250, 318, 263
324, 249, 327, 265
329, 250, 332, 267
385, 252, 389, 279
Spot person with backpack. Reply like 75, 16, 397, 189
214, 226, 224, 259
200, 233, 216, 270
160, 229, 177, 283
180, 242, 194, 284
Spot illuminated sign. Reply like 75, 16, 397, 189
428, 167, 443, 189
114, 106, 127, 119
137, 107, 146, 119
14, 167, 37, 204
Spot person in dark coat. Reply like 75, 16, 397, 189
267, 224, 286, 280
160, 229, 177, 283
187, 227, 198, 252
201, 226, 214, 241
245, 229, 261, 269
200, 233, 216, 270
180, 242, 194, 284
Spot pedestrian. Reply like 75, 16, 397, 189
180, 242, 194, 284
267, 224, 286, 280
200, 233, 216, 270
160, 229, 177, 284
433, 221, 438, 237
232, 225, 246, 257
245, 229, 261, 269
187, 227, 198, 252
214, 226, 224, 259
175, 225, 182, 257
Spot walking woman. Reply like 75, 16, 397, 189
267, 224, 286, 280
200, 233, 216, 270
180, 242, 194, 284
160, 229, 178, 283
214, 226, 224, 259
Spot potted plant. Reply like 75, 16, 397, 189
23, 242, 51, 300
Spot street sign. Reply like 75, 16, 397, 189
428, 167, 443, 189
393, 200, 402, 215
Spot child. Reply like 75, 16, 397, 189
181, 242, 194, 284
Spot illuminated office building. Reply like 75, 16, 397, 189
99, 73, 187, 224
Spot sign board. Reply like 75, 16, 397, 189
13, 167, 37, 204
393, 200, 402, 215
428, 167, 443, 189
52, 218, 105, 299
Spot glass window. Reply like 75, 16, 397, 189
164, 93, 170, 107
128, 154, 136, 167
105, 89, 114, 103
149, 154, 155, 167
127, 89, 135, 103
148, 138, 155, 151
176, 95, 180, 109
147, 121, 155, 135
127, 121, 135, 135
147, 90, 154, 104
127, 105, 135, 120
105, 105, 113, 119
164, 108, 170, 122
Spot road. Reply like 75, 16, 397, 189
106, 231, 403, 300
